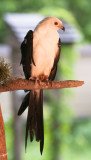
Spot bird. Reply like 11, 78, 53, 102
18, 17, 65, 155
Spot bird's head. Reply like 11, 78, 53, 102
36, 17, 65, 32
48, 17, 65, 31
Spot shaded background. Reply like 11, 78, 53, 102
0, 0, 91, 160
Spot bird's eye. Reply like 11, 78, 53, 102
54, 22, 58, 25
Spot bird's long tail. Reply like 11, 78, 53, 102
18, 92, 30, 116
25, 89, 44, 154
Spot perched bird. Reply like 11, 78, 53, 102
18, 17, 65, 154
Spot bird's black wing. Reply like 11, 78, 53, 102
49, 38, 61, 80
20, 30, 35, 80
18, 30, 34, 115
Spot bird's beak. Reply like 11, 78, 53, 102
62, 26, 65, 32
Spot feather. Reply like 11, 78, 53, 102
20, 30, 34, 80
25, 90, 44, 154
18, 92, 30, 116
49, 38, 61, 80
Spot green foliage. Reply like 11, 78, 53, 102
61, 118, 91, 160
66, 0, 91, 41
4, 117, 14, 160
5, 117, 91, 160
0, 0, 91, 42
58, 44, 78, 80
39, 7, 79, 27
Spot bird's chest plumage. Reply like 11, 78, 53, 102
31, 31, 59, 77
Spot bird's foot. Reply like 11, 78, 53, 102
39, 75, 52, 86
40, 75, 48, 81
29, 76, 40, 85
29, 76, 52, 86
29, 77, 36, 81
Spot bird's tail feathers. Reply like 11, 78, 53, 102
18, 92, 30, 116
25, 89, 44, 154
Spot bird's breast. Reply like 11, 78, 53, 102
31, 31, 59, 77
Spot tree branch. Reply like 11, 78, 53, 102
0, 105, 7, 160
0, 79, 84, 93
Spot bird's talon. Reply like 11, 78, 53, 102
49, 80, 52, 87
40, 75, 45, 81
29, 77, 35, 81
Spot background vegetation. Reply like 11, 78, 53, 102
0, 0, 91, 42
0, 0, 91, 160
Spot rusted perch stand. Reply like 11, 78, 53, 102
0, 105, 7, 160
0, 79, 84, 92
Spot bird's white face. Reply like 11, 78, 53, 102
50, 17, 65, 31
35, 17, 65, 32
41, 17, 65, 31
